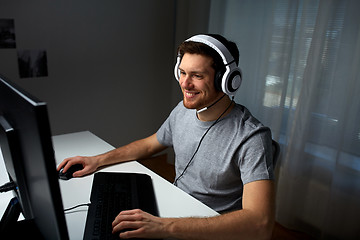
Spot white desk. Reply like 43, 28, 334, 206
0, 131, 218, 239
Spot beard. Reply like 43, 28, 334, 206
182, 97, 205, 110
182, 90, 222, 110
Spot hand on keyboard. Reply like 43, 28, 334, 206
112, 209, 167, 239
83, 172, 162, 240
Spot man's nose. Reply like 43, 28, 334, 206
181, 75, 193, 88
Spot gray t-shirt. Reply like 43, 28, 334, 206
156, 101, 274, 213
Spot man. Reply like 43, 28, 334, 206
58, 34, 275, 239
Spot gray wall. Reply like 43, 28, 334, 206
0, 0, 210, 150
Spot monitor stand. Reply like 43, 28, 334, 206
0, 197, 44, 239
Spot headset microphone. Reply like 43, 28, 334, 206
196, 94, 226, 114
196, 107, 208, 114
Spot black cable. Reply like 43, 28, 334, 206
0, 181, 17, 193
64, 203, 91, 212
174, 97, 235, 186
203, 94, 226, 110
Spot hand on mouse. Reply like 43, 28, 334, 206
57, 155, 100, 178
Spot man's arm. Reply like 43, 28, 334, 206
57, 133, 167, 177
95, 133, 167, 166
112, 179, 275, 240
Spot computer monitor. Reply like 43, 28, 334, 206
0, 74, 69, 239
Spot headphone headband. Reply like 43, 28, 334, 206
185, 35, 235, 67
174, 34, 242, 96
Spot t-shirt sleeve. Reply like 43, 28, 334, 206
156, 102, 184, 147
238, 127, 274, 185
156, 115, 173, 147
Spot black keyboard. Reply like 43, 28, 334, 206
83, 172, 161, 240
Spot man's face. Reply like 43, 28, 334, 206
178, 53, 223, 110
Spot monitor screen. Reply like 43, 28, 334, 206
0, 74, 69, 239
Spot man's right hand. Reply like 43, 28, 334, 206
56, 155, 100, 178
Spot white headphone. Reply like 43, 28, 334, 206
174, 34, 242, 96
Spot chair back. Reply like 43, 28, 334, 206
272, 140, 280, 167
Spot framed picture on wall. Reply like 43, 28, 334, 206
17, 49, 48, 78
0, 19, 16, 48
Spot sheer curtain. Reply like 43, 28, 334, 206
209, 0, 360, 239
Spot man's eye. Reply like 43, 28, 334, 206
194, 74, 203, 79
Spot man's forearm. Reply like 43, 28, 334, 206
95, 133, 166, 168
164, 180, 275, 240
164, 209, 274, 240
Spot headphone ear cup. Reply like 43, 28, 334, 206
223, 70, 242, 95
214, 68, 225, 92
174, 55, 181, 81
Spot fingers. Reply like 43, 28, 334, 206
57, 156, 85, 173
72, 168, 84, 177
112, 209, 154, 238
112, 209, 143, 230
111, 209, 168, 239
119, 227, 145, 239
72, 165, 90, 177
56, 157, 71, 171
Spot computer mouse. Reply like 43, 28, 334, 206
58, 163, 83, 180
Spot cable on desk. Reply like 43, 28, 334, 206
0, 181, 17, 193
64, 203, 91, 212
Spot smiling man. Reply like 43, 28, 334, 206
179, 53, 220, 109
58, 34, 275, 239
